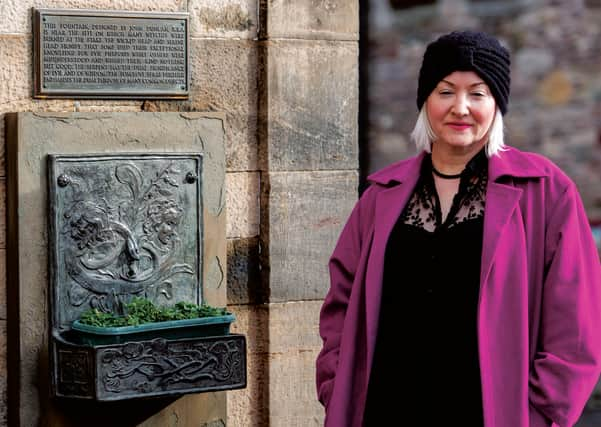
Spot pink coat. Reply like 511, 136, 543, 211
316, 147, 601, 427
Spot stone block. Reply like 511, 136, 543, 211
0, 321, 5, 378
0, 250, 5, 320
268, 301, 324, 426
269, 351, 325, 426
265, 0, 358, 41
0, 1, 186, 34
137, 393, 226, 427
0, 37, 139, 114
263, 170, 357, 302
0, 117, 4, 178
145, 39, 259, 172
0, 36, 30, 107
228, 303, 269, 354
262, 40, 358, 172
0, 377, 5, 427
0, 36, 259, 172
189, 0, 257, 39
268, 300, 323, 352
0, 180, 4, 250
71, 101, 144, 112
227, 304, 270, 427
227, 237, 262, 305
227, 302, 324, 427
0, 321, 5, 427
226, 172, 260, 239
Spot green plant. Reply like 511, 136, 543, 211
78, 297, 229, 327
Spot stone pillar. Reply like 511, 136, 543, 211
226, 1, 359, 425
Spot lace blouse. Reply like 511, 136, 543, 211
363, 149, 488, 426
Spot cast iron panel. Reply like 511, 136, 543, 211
96, 334, 246, 400
54, 333, 247, 400
48, 154, 203, 331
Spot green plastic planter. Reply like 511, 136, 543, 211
71, 314, 236, 346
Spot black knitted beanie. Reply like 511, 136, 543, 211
416, 31, 511, 115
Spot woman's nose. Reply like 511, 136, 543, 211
452, 95, 469, 116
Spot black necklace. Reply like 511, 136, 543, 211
432, 165, 462, 179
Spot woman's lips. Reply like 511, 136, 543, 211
447, 123, 472, 131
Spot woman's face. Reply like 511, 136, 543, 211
425, 71, 496, 153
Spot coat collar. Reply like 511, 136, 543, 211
367, 147, 548, 186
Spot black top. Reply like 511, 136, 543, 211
363, 150, 488, 426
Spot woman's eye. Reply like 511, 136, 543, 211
471, 92, 486, 97
439, 90, 453, 95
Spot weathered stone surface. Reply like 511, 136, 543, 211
227, 301, 324, 427
0, 35, 258, 172
0, 0, 186, 34
45, 392, 226, 427
263, 170, 357, 302
0, 117, 4, 178
0, 36, 30, 107
262, 40, 358, 171
0, 378, 5, 427
0, 321, 5, 427
0, 321, 5, 381
226, 172, 260, 239
0, 250, 5, 320
145, 39, 259, 172
189, 0, 257, 39
71, 101, 143, 112
227, 304, 269, 427
0, 180, 4, 250
269, 351, 325, 426
0, 37, 142, 113
137, 393, 226, 427
7, 112, 227, 427
537, 70, 574, 106
514, 48, 555, 81
268, 301, 324, 426
268, 300, 322, 351
265, 0, 357, 41
227, 237, 262, 305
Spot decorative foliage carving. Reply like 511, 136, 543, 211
97, 337, 245, 397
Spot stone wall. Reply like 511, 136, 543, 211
0, 1, 359, 426
367, 0, 601, 221
228, 1, 359, 426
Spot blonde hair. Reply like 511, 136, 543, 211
410, 107, 506, 157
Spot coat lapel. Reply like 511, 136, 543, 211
480, 181, 523, 286
482, 148, 547, 286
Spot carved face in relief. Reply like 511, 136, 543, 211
143, 199, 183, 245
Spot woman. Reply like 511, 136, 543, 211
316, 31, 601, 427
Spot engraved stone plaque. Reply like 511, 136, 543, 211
48, 154, 203, 330
33, 9, 189, 98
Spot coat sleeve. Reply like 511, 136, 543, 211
315, 186, 374, 409
529, 181, 601, 427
